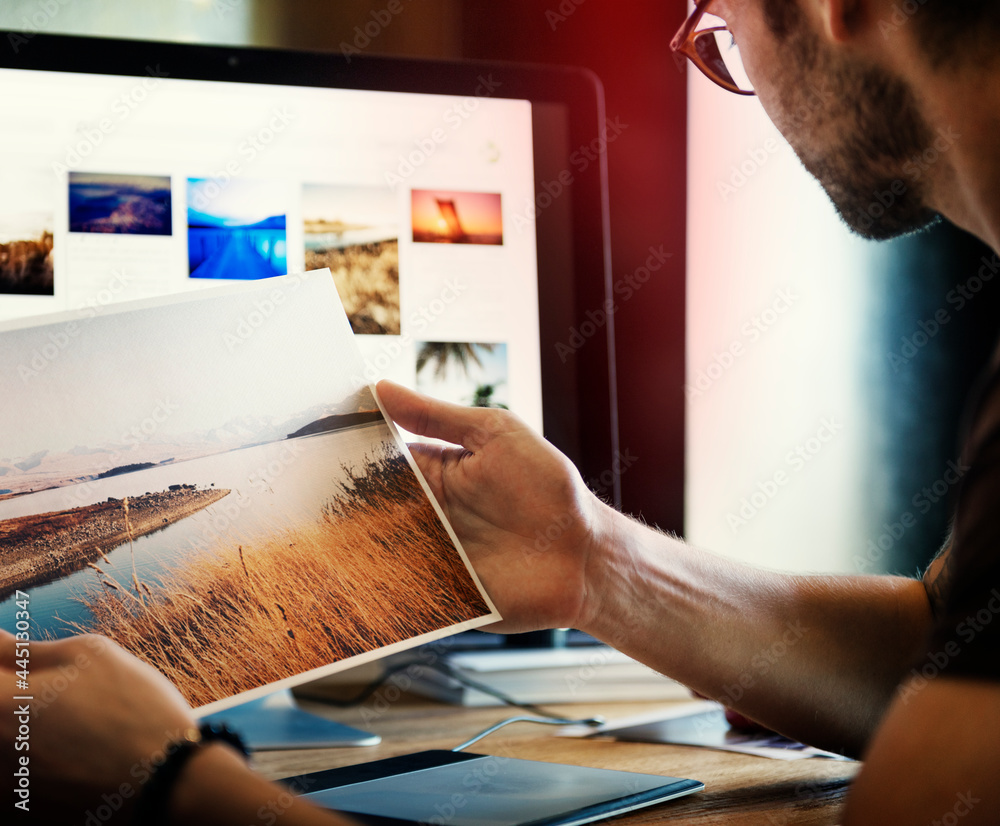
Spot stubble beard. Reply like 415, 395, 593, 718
770, 18, 941, 241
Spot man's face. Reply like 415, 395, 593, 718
717, 0, 940, 240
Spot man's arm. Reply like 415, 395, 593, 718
584, 504, 931, 756
1, 631, 356, 825
378, 380, 932, 757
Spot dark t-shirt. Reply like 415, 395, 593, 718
926, 366, 1000, 679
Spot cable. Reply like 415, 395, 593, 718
308, 655, 605, 753
452, 715, 606, 753
317, 657, 599, 722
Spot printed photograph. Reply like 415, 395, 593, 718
415, 341, 509, 409
303, 184, 400, 335
0, 275, 494, 710
411, 189, 503, 245
68, 172, 173, 235
0, 212, 53, 296
188, 178, 287, 280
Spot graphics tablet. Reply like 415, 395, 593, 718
280, 749, 703, 825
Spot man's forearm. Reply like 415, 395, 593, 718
579, 502, 932, 757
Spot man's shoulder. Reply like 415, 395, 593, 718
920, 359, 1000, 681
843, 676, 1000, 825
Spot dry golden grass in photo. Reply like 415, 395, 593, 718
73, 445, 488, 707
305, 239, 400, 335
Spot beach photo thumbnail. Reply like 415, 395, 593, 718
68, 172, 172, 235
0, 275, 494, 710
416, 341, 509, 409
188, 178, 287, 280
411, 189, 503, 245
303, 183, 399, 335
0, 212, 53, 296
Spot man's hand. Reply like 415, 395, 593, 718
2, 630, 357, 825
376, 379, 606, 634
376, 381, 942, 760
2, 629, 196, 822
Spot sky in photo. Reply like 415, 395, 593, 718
416, 342, 508, 408
188, 177, 287, 225
302, 183, 396, 227
0, 273, 361, 458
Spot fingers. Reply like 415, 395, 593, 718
376, 380, 508, 450
0, 631, 117, 673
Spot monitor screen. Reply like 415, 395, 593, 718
0, 33, 618, 503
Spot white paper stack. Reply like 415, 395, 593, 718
401, 646, 692, 706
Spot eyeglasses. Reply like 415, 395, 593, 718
670, 0, 756, 96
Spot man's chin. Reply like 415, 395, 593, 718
840, 209, 942, 242
823, 183, 942, 242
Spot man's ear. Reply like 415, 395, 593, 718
817, 0, 864, 43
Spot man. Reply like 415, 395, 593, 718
3, 0, 998, 822
379, 0, 1000, 821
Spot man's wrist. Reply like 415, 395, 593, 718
576, 499, 632, 637
167, 741, 258, 825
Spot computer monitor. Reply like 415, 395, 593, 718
0, 32, 618, 505
0, 32, 618, 737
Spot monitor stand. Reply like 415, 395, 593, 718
198, 688, 380, 751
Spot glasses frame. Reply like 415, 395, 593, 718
670, 0, 756, 96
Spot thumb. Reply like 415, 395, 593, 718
376, 380, 504, 450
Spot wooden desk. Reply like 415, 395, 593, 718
253, 694, 859, 825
